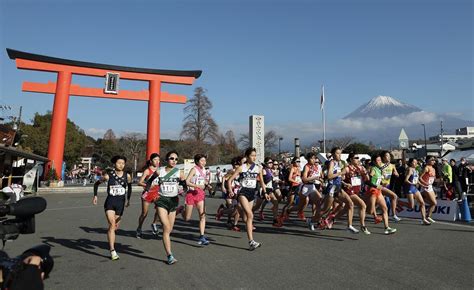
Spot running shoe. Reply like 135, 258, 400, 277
391, 215, 402, 222
167, 254, 178, 265
325, 215, 335, 229
297, 211, 305, 221
422, 219, 432, 226
110, 250, 120, 261
384, 227, 397, 235
347, 225, 360, 234
231, 225, 241, 232
136, 228, 142, 239
318, 219, 328, 230
151, 223, 159, 235
198, 236, 210, 246
272, 219, 283, 228
249, 240, 262, 251
361, 226, 371, 235
374, 216, 383, 224
427, 217, 436, 224
258, 211, 265, 221
307, 218, 315, 231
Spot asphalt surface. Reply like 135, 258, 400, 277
5, 191, 474, 290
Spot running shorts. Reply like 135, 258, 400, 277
104, 196, 126, 216
155, 196, 179, 213
185, 189, 205, 206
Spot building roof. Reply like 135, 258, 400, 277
7, 48, 202, 79
0, 145, 48, 162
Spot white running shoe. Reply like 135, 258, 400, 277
110, 250, 120, 261
384, 227, 397, 235
427, 217, 436, 223
422, 219, 431, 225
249, 240, 261, 251
361, 226, 371, 235
307, 218, 315, 231
392, 215, 401, 222
347, 225, 360, 234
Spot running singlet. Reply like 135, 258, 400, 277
291, 168, 302, 186
238, 163, 260, 190
158, 167, 180, 197
328, 161, 342, 186
380, 163, 395, 186
263, 168, 273, 189
370, 166, 383, 187
145, 166, 159, 194
107, 170, 128, 197
305, 164, 322, 184
409, 169, 419, 185
420, 166, 436, 192
190, 166, 207, 191
344, 165, 364, 194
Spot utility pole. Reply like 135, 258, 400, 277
421, 124, 427, 157
440, 120, 444, 157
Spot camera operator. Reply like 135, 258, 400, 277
0, 245, 53, 290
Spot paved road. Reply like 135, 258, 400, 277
5, 191, 474, 289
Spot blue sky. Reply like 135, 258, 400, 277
0, 0, 472, 147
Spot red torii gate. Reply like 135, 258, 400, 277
7, 49, 201, 178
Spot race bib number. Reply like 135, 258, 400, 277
413, 176, 419, 184
161, 182, 178, 194
109, 185, 125, 196
242, 178, 257, 188
428, 177, 435, 185
196, 178, 205, 186
376, 177, 382, 186
351, 177, 362, 186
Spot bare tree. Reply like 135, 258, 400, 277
238, 130, 280, 151
118, 132, 146, 177
326, 136, 355, 151
180, 87, 219, 144
103, 129, 116, 141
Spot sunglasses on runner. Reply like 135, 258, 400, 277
296, 160, 301, 163
168, 157, 178, 161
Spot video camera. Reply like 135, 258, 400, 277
0, 197, 52, 289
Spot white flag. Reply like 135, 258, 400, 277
320, 85, 325, 111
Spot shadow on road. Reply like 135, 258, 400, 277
41, 236, 161, 261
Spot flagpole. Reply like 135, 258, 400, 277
322, 85, 326, 154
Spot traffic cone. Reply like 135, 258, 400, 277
459, 195, 472, 222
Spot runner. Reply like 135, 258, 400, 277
419, 156, 438, 223
148, 150, 184, 265
307, 147, 359, 234
227, 148, 267, 250
404, 158, 431, 225
177, 154, 210, 246
92, 155, 132, 260
299, 152, 323, 221
340, 153, 371, 234
253, 157, 282, 227
380, 151, 402, 222
136, 153, 161, 238
217, 157, 242, 231
365, 155, 397, 235
280, 157, 302, 221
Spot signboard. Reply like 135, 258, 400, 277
105, 72, 120, 94
396, 198, 458, 221
249, 115, 264, 165
399, 128, 409, 149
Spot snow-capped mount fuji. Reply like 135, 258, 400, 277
344, 95, 421, 119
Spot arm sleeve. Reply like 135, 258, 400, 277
144, 171, 159, 192
93, 180, 101, 197
127, 182, 132, 201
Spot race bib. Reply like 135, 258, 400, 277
413, 176, 419, 184
151, 178, 160, 186
351, 177, 362, 186
161, 182, 178, 194
295, 176, 302, 183
266, 181, 273, 189
109, 185, 125, 196
376, 177, 382, 186
196, 178, 205, 186
428, 177, 435, 185
384, 173, 391, 180
242, 178, 257, 188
